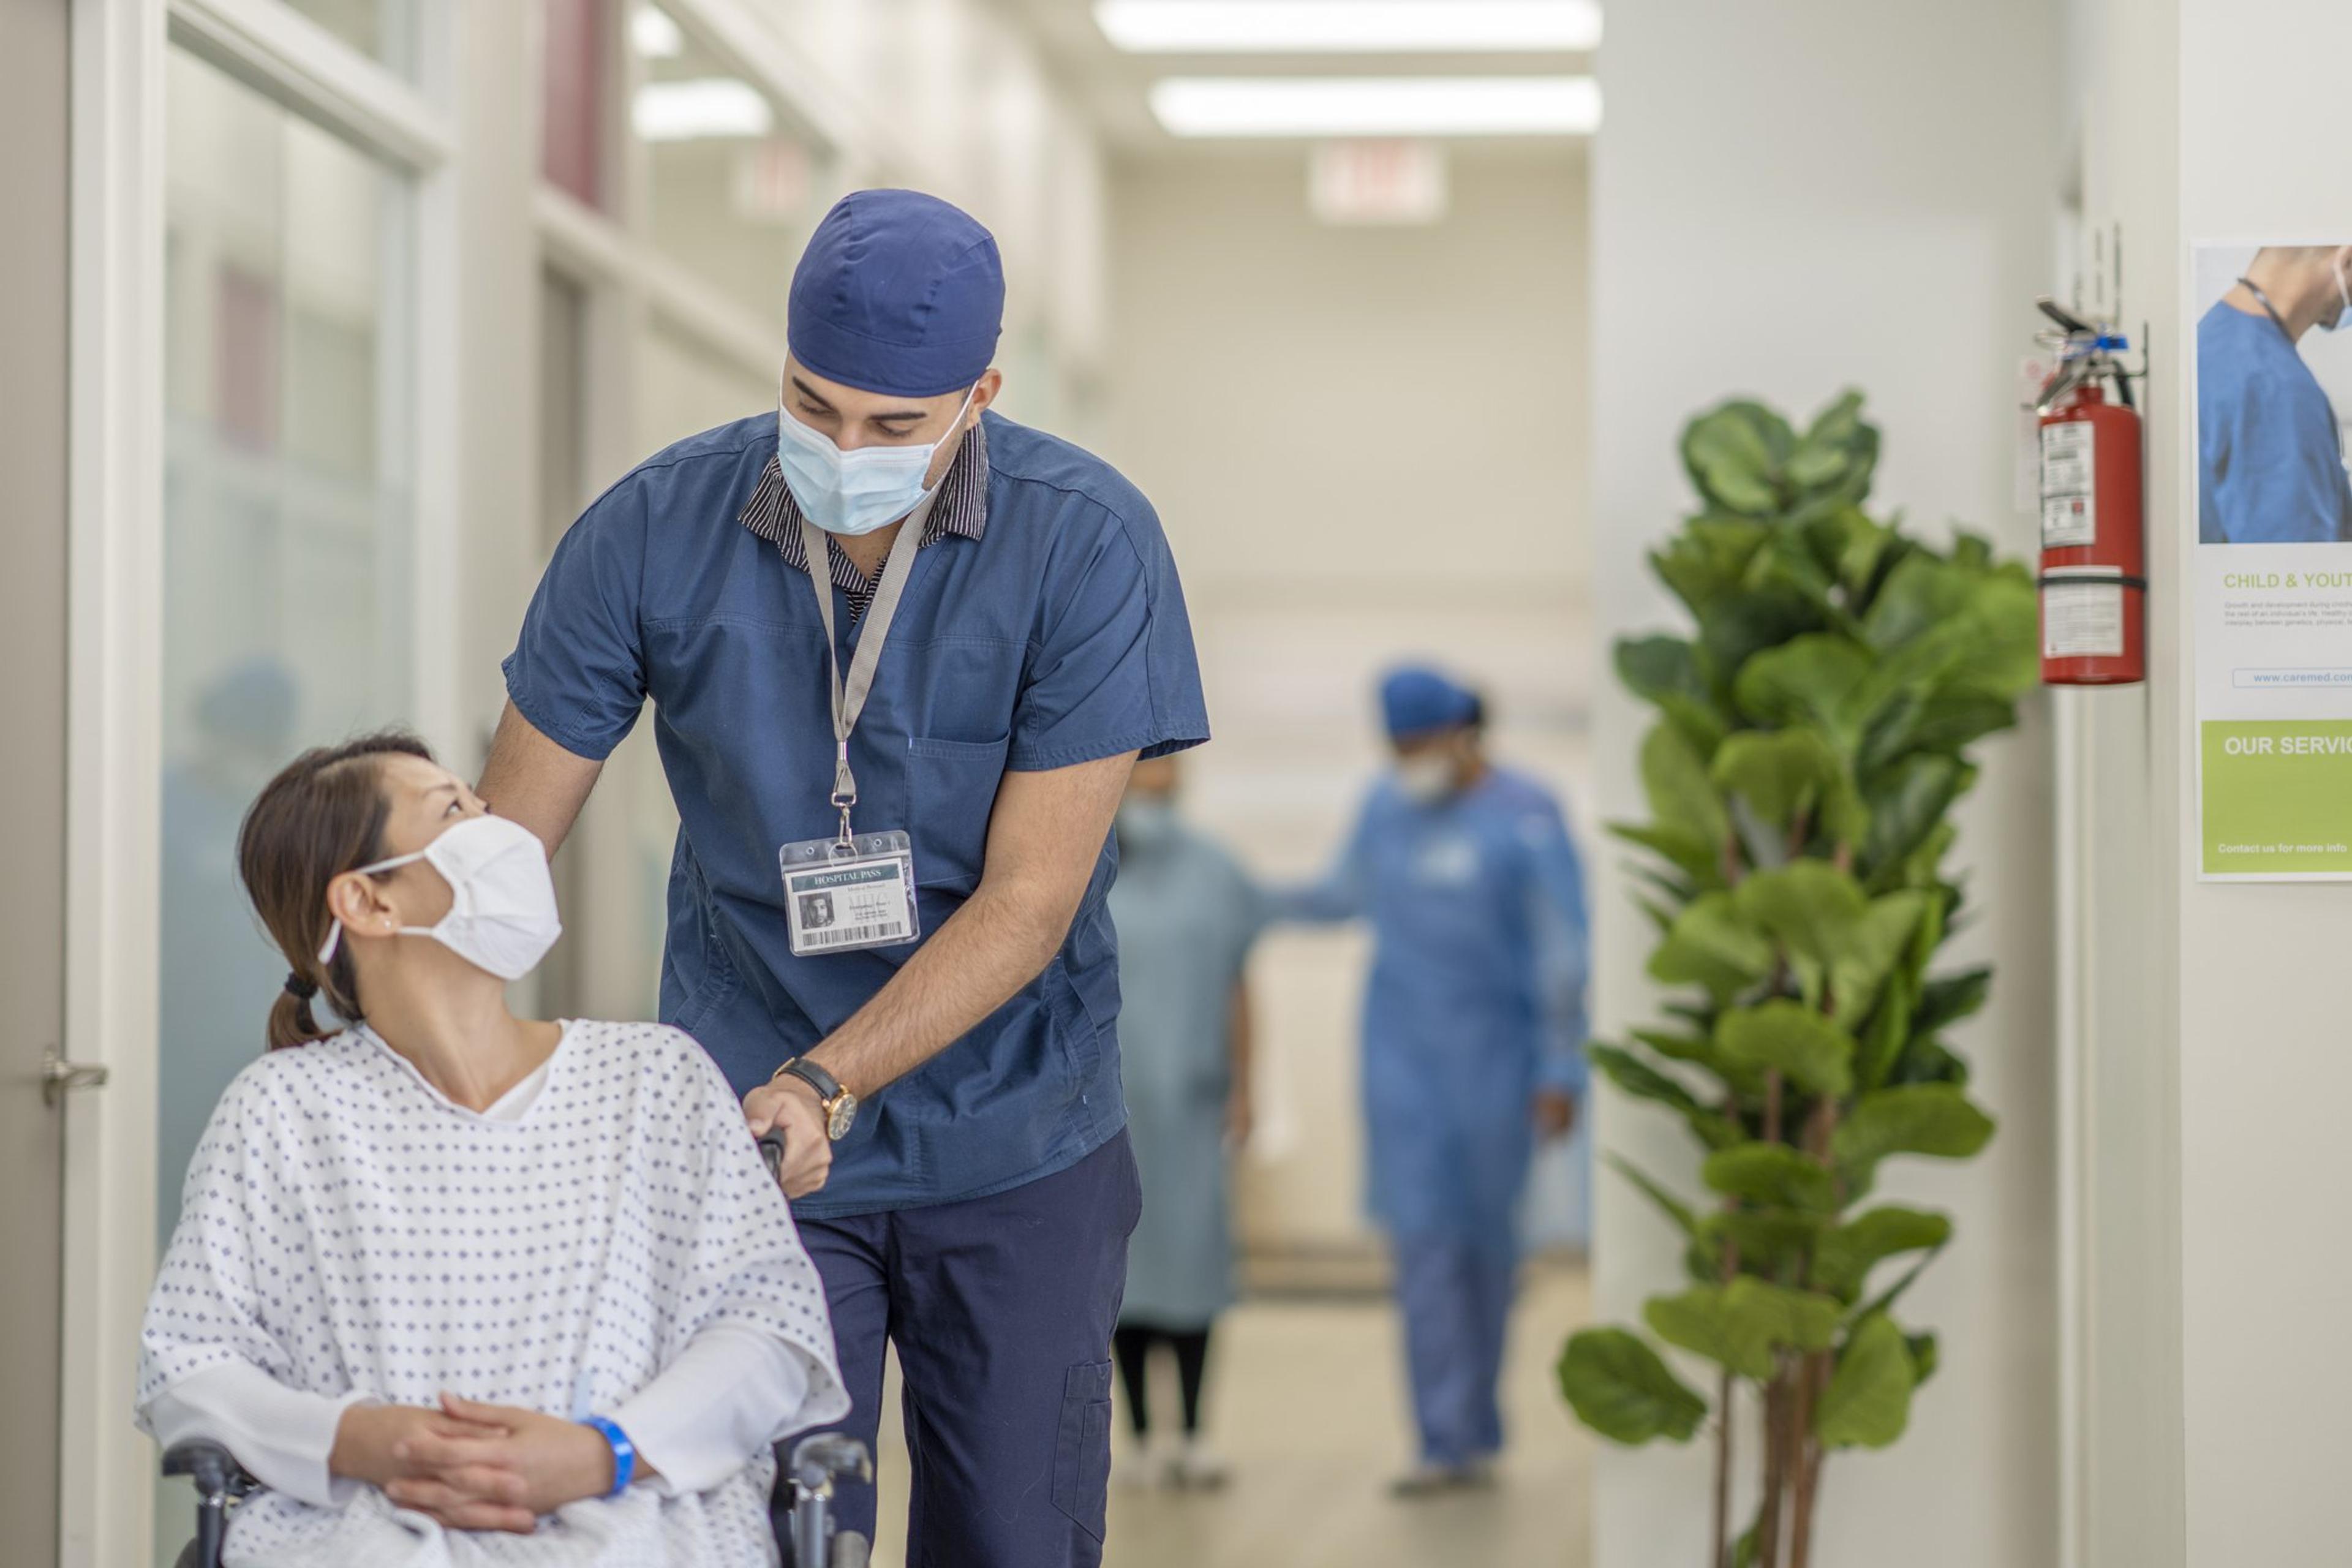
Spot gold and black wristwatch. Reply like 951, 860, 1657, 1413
775, 1056, 859, 1142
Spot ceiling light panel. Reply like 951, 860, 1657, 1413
1149, 75, 1600, 138
1098, 1, 1603, 54
633, 78, 774, 141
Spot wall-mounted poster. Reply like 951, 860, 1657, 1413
2194, 241, 2352, 878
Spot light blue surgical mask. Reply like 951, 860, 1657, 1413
775, 381, 981, 537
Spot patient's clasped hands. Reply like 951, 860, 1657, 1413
330, 1392, 639, 1532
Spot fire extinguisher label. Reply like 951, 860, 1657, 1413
2044, 579, 2125, 659
2040, 420, 2097, 548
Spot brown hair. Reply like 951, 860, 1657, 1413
236, 730, 435, 1050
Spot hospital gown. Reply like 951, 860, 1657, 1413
138, 1019, 849, 1567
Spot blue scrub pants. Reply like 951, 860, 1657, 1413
777, 1132, 1142, 1567
1392, 1231, 1518, 1466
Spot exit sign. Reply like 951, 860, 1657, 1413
1309, 140, 1448, 225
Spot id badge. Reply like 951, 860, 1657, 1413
780, 829, 921, 956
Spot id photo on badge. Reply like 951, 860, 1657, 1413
780, 829, 921, 956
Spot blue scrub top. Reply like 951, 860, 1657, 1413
2198, 300, 2352, 544
1279, 766, 1589, 1240
505, 410, 1209, 1217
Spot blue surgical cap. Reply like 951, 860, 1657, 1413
787, 189, 1005, 399
1380, 666, 1478, 740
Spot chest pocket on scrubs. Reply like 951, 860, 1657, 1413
906, 733, 1011, 890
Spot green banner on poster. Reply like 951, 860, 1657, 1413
2201, 720, 2352, 874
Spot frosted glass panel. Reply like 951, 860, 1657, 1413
156, 45, 415, 1248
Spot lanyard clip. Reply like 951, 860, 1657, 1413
832, 742, 857, 848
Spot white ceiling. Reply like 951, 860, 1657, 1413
992, 0, 1600, 157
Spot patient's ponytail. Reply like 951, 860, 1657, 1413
236, 730, 435, 1050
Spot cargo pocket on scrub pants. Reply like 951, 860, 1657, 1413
1051, 1359, 1115, 1542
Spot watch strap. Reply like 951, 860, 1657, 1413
780, 1057, 843, 1105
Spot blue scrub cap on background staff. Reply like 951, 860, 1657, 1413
1380, 666, 1478, 740
787, 189, 1005, 398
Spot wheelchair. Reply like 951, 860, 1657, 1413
164, 1430, 872, 1567
163, 1134, 868, 1566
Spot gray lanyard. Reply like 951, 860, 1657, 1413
799, 490, 938, 845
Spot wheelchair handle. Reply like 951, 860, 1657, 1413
759, 1128, 786, 1185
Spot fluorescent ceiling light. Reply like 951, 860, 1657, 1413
633, 78, 774, 141
631, 5, 685, 59
1098, 1, 1602, 54
1150, 76, 1600, 138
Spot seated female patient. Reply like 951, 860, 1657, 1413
137, 731, 847, 1565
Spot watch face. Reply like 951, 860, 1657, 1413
826, 1094, 858, 1141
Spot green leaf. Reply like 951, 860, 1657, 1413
1905, 1330, 1939, 1387
1709, 728, 1845, 832
1834, 1085, 1996, 1179
1809, 1206, 1953, 1298
1814, 1313, 1916, 1449
1701, 1142, 1839, 1213
1701, 1208, 1824, 1273
1733, 635, 1876, 751
1682, 401, 1792, 516
1649, 892, 1774, 1003
1830, 890, 1931, 1023
1608, 1155, 1702, 1240
1913, 968, 1992, 1035
1860, 755, 1976, 880
1610, 823, 1724, 888
1732, 861, 1868, 1003
1642, 722, 1732, 847
1716, 1000, 1855, 1097
1558, 1329, 1709, 1445
1645, 1277, 1842, 1380
1589, 1046, 1703, 1117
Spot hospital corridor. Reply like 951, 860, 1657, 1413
4, 1, 2346, 1567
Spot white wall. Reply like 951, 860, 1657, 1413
1588, 3, 2062, 1564
2062, 2, 2352, 1562
1105, 150, 1594, 1256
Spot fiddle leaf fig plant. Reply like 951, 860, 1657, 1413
1557, 392, 2035, 1568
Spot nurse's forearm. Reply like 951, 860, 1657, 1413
478, 701, 605, 855
806, 750, 1138, 1097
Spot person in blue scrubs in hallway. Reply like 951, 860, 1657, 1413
1106, 754, 1264, 1490
1276, 666, 1588, 1496
2199, 244, 2352, 543
480, 189, 1208, 1566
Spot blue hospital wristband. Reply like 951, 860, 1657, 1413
581, 1414, 636, 1496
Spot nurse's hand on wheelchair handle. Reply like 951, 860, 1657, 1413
746, 1076, 832, 1197
329, 1402, 538, 1533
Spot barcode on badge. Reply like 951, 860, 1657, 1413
798, 922, 899, 949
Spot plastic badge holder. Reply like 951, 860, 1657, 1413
779, 829, 921, 956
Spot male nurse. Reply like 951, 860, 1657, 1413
1275, 666, 1587, 1496
480, 189, 1207, 1566
2198, 243, 2352, 544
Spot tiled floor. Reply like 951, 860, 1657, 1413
862, 1263, 1595, 1568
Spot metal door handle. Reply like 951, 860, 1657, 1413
42, 1049, 109, 1106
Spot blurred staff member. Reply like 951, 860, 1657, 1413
481, 189, 1209, 1567
1275, 666, 1588, 1496
2199, 244, 2352, 543
1106, 756, 1263, 1490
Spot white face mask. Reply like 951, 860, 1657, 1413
2329, 259, 2352, 332
776, 380, 981, 537
1396, 755, 1456, 805
317, 813, 563, 982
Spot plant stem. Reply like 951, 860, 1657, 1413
1788, 1362, 1828, 1568
1763, 1069, 1784, 1144
1713, 1371, 1734, 1568
1757, 1359, 1795, 1568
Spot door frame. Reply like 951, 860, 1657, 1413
57, 2, 459, 1559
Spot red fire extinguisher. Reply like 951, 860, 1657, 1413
2034, 299, 2145, 685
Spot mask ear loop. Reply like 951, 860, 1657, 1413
315, 846, 432, 966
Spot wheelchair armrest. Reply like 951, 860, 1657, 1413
162, 1438, 255, 1501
